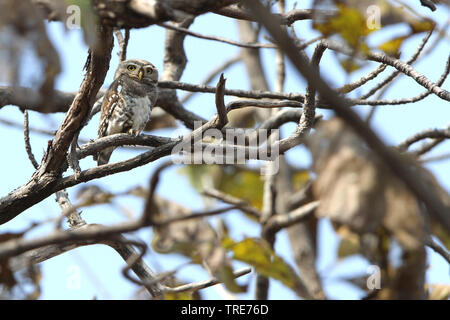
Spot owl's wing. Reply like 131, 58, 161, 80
94, 87, 122, 165
98, 89, 121, 138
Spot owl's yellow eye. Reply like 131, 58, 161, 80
127, 65, 136, 71
146, 68, 153, 74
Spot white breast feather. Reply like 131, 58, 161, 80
131, 96, 152, 132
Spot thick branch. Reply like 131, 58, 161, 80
213, 5, 335, 25
38, 28, 113, 175
33, 0, 240, 28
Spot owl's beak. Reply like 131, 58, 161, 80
138, 70, 144, 81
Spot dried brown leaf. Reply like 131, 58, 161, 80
307, 118, 426, 251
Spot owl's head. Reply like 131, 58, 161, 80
115, 59, 158, 86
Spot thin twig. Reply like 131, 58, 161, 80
212, 6, 336, 25
413, 138, 446, 157
350, 54, 450, 107
68, 132, 82, 178
322, 39, 450, 102
425, 236, 450, 265
143, 160, 174, 224
158, 80, 305, 102
397, 126, 450, 153
55, 189, 85, 228
114, 28, 130, 62
359, 29, 434, 100
202, 188, 261, 219
298, 42, 326, 135
154, 205, 239, 226
181, 54, 241, 104
23, 110, 39, 170
337, 64, 387, 94
162, 267, 252, 293
227, 99, 303, 111
262, 201, 319, 238
215, 73, 228, 128
420, 152, 450, 163
158, 22, 279, 49
158, 21, 321, 50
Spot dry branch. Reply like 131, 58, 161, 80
245, 0, 450, 232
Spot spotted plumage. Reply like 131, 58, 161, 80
95, 59, 159, 165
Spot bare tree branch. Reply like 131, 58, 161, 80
215, 74, 228, 128
262, 201, 319, 239
397, 125, 450, 153
163, 267, 251, 293
23, 110, 40, 170
337, 64, 387, 94
213, 5, 335, 25
246, 0, 450, 232
181, 54, 241, 104
114, 28, 130, 62
359, 29, 434, 100
202, 188, 261, 219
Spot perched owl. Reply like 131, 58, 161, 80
95, 59, 158, 165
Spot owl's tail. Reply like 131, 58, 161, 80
96, 147, 115, 166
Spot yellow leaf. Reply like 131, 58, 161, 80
336, 225, 361, 259
222, 236, 236, 249
338, 237, 361, 259
314, 4, 372, 51
409, 19, 435, 34
227, 238, 300, 291
378, 36, 407, 56
164, 292, 192, 300
179, 165, 264, 210
339, 57, 363, 73
292, 170, 310, 191
218, 169, 264, 210
216, 266, 247, 293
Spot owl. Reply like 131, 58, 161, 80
95, 59, 159, 165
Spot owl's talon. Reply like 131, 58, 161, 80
127, 129, 140, 136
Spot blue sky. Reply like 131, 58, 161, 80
0, 0, 449, 299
